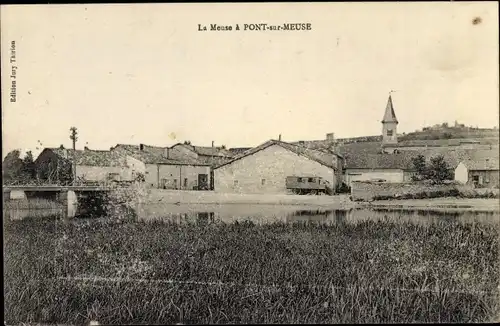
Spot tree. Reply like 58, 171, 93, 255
411, 154, 427, 181
427, 155, 453, 184
411, 154, 453, 184
2, 150, 24, 184
2, 150, 37, 184
22, 151, 36, 180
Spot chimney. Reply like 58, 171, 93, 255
326, 133, 335, 141
165, 147, 170, 158
139, 144, 144, 151
279, 134, 282, 141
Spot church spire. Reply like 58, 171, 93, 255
382, 94, 398, 124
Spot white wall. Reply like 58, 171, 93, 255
127, 156, 146, 175
75, 165, 133, 182
75, 154, 145, 182
144, 163, 211, 189
214, 144, 336, 194
345, 169, 405, 186
454, 162, 469, 184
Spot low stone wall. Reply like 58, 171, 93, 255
351, 181, 474, 202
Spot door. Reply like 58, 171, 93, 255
210, 170, 214, 190
198, 174, 209, 190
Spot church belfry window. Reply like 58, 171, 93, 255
386, 129, 393, 136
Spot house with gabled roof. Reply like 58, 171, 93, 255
343, 152, 419, 186
35, 146, 134, 184
455, 157, 499, 188
213, 139, 343, 194
168, 142, 235, 166
111, 143, 212, 190
343, 148, 499, 186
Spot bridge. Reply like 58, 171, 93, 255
3, 184, 113, 219
3, 185, 111, 192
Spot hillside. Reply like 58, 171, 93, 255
399, 127, 499, 141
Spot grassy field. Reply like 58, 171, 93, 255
4, 216, 500, 324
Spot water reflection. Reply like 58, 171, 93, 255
136, 203, 499, 226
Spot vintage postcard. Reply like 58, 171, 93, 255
2, 2, 499, 324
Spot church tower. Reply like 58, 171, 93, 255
381, 94, 398, 145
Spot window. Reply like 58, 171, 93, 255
234, 180, 239, 186
297, 177, 303, 183
386, 129, 393, 136
184, 178, 188, 187
107, 173, 120, 181
261, 179, 266, 185
308, 178, 314, 183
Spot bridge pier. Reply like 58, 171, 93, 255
57, 190, 78, 219
3, 190, 11, 202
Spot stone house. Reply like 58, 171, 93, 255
35, 146, 134, 184
343, 152, 417, 186
343, 148, 498, 186
111, 144, 212, 190
168, 142, 235, 189
213, 139, 343, 194
454, 158, 500, 188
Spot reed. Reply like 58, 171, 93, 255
4, 217, 500, 324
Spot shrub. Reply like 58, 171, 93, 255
336, 182, 351, 194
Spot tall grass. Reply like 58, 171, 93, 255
4, 217, 500, 324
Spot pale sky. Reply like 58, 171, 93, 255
1, 2, 499, 159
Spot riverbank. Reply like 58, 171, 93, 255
365, 197, 500, 212
146, 190, 355, 208
146, 190, 500, 212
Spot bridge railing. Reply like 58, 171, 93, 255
3, 180, 139, 189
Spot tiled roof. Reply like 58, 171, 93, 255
173, 143, 234, 158
292, 137, 499, 153
344, 148, 499, 170
48, 148, 127, 167
228, 147, 252, 155
215, 140, 341, 170
345, 152, 415, 170
462, 157, 500, 171
112, 144, 209, 166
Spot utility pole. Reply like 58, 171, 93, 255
211, 141, 215, 190
69, 127, 78, 185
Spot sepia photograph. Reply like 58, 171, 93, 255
2, 2, 499, 324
